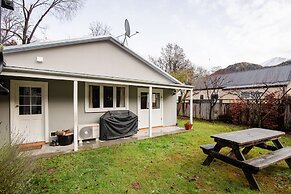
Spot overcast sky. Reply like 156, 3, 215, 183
43, 0, 291, 70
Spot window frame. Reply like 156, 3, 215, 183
240, 91, 262, 99
85, 83, 129, 112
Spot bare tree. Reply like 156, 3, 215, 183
229, 85, 291, 127
89, 21, 111, 36
150, 43, 205, 116
1, 0, 84, 45
0, 9, 22, 45
149, 43, 193, 73
202, 74, 229, 121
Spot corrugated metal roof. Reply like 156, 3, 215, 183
195, 64, 291, 89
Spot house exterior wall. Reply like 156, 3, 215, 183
1, 78, 178, 143
128, 86, 138, 115
0, 80, 10, 146
194, 86, 288, 103
163, 89, 177, 126
4, 41, 173, 84
48, 80, 74, 133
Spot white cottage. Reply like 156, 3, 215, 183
0, 36, 193, 150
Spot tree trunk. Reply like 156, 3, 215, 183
209, 104, 213, 121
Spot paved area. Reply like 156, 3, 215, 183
30, 126, 186, 157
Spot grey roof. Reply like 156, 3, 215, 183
3, 36, 183, 86
195, 64, 291, 90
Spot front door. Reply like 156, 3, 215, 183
11, 81, 48, 143
138, 88, 163, 128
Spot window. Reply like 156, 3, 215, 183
19, 87, 42, 115
89, 86, 100, 108
116, 87, 125, 107
104, 86, 113, 108
86, 84, 128, 112
240, 91, 262, 99
141, 92, 148, 109
140, 92, 161, 109
152, 93, 160, 109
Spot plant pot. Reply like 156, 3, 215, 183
184, 123, 193, 130
57, 134, 73, 146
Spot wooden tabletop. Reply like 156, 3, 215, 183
211, 128, 285, 146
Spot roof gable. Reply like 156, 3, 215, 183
3, 36, 181, 85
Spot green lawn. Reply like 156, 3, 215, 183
31, 119, 291, 194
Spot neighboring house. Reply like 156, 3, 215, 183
192, 64, 291, 119
0, 36, 193, 149
195, 64, 291, 102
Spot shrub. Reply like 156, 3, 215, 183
0, 142, 34, 194
217, 114, 232, 123
261, 93, 285, 130
229, 101, 249, 125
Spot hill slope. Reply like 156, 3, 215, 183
214, 62, 263, 74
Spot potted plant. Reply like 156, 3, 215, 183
56, 129, 74, 146
184, 121, 193, 130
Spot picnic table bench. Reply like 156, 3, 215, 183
200, 128, 291, 191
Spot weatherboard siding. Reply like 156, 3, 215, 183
4, 41, 173, 84
163, 89, 177, 126
0, 83, 10, 146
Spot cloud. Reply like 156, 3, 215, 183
219, 0, 291, 62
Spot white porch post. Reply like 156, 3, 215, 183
149, 86, 153, 137
190, 89, 193, 124
73, 80, 78, 151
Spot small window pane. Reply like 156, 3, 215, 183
141, 92, 148, 109
31, 88, 41, 97
89, 86, 100, 108
19, 106, 30, 115
116, 87, 125, 107
19, 97, 30, 106
140, 92, 160, 109
153, 93, 160, 109
19, 87, 30, 96
31, 97, 42, 105
32, 106, 42, 114
104, 86, 113, 108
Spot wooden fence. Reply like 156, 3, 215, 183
178, 100, 230, 120
178, 100, 291, 131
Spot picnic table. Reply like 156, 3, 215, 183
200, 128, 291, 191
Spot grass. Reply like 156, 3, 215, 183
30, 119, 291, 194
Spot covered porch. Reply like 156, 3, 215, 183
30, 125, 187, 156
2, 66, 194, 151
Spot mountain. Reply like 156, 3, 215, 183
261, 57, 289, 66
214, 62, 263, 74
277, 59, 291, 66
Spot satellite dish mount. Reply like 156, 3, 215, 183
117, 19, 139, 46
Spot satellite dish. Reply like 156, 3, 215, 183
116, 19, 139, 46
125, 19, 131, 37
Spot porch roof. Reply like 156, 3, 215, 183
3, 66, 193, 90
